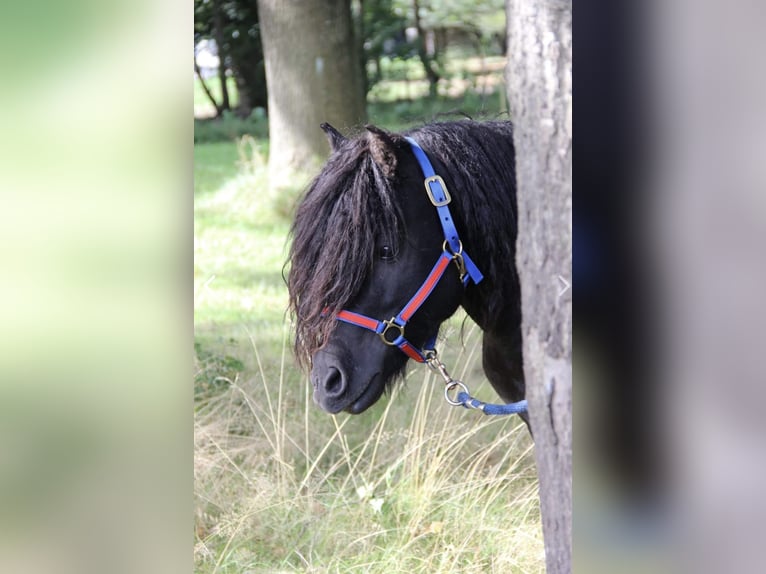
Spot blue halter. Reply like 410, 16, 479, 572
335, 137, 483, 361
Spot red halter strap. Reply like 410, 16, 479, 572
336, 252, 454, 362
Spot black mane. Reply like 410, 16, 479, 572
287, 120, 517, 368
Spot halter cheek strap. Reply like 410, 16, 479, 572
333, 137, 484, 362
406, 137, 484, 286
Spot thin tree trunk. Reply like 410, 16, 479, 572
212, 0, 231, 112
506, 0, 572, 572
412, 0, 440, 97
233, 75, 252, 118
194, 52, 222, 118
354, 0, 369, 94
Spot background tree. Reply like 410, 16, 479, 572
194, 0, 230, 117
505, 0, 572, 572
212, 0, 232, 112
353, 0, 410, 94
194, 0, 267, 118
257, 0, 366, 187
220, 0, 267, 116
411, 0, 442, 97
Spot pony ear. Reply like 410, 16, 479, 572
320, 123, 347, 152
365, 124, 400, 178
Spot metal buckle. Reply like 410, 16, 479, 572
379, 318, 405, 346
424, 175, 451, 207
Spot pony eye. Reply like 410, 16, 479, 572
378, 245, 396, 261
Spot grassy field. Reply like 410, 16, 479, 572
193, 81, 542, 572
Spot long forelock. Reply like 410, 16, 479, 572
287, 139, 403, 369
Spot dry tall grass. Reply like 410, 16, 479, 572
194, 322, 542, 573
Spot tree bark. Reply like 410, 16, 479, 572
258, 0, 366, 187
506, 0, 572, 572
212, 0, 231, 112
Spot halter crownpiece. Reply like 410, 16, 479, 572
406, 137, 484, 286
334, 136, 483, 362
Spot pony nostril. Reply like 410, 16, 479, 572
322, 367, 346, 397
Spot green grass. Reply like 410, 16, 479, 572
195, 110, 270, 145
194, 82, 541, 572
194, 142, 241, 196
194, 136, 287, 385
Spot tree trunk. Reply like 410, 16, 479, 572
222, 0, 267, 118
353, 0, 369, 95
506, 1, 572, 572
412, 0, 440, 98
233, 74, 252, 119
212, 0, 231, 112
258, 0, 366, 187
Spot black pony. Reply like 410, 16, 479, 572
287, 120, 524, 417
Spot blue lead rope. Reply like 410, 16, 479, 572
428, 351, 528, 416
456, 393, 528, 415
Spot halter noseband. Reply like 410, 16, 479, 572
334, 136, 484, 362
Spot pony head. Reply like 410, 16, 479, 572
287, 124, 465, 413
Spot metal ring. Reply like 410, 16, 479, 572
442, 239, 463, 257
444, 380, 469, 406
379, 318, 404, 346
